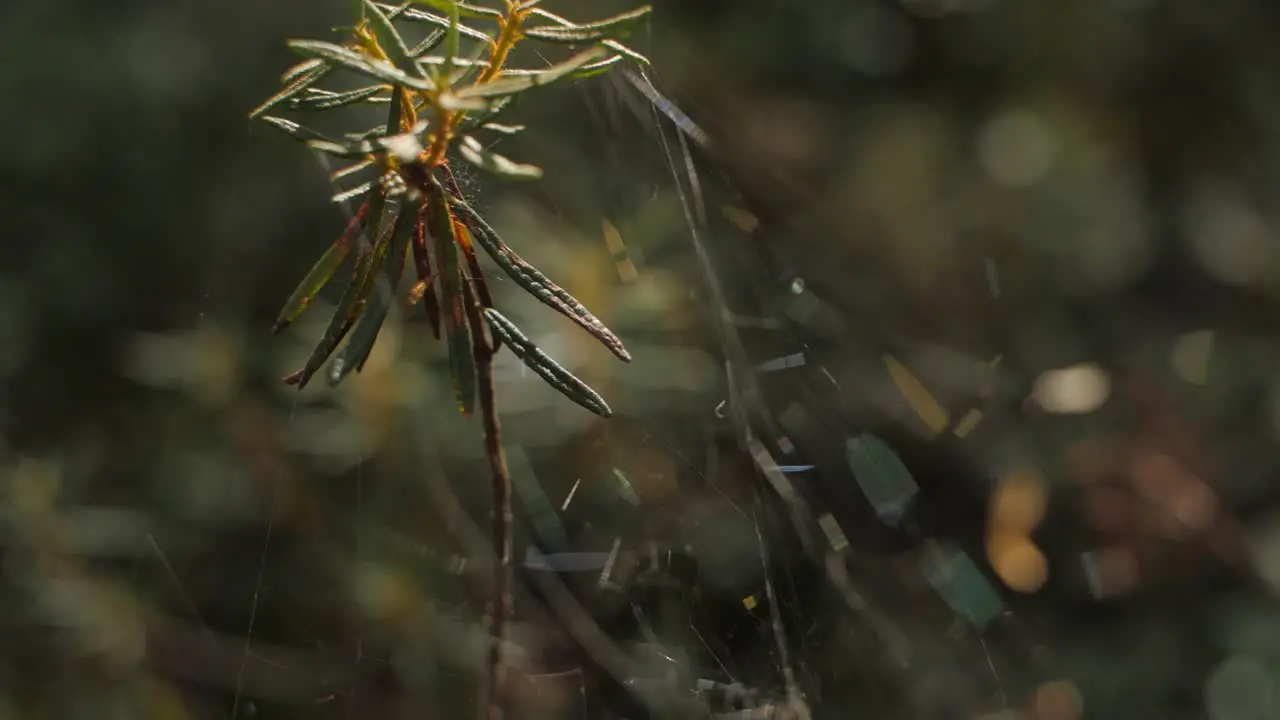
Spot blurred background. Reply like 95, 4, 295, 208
6, 0, 1280, 717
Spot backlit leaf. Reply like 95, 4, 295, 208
251, 62, 330, 118
445, 182, 631, 362
483, 308, 612, 418
362, 0, 419, 74
522, 5, 651, 43
285, 194, 393, 388
382, 3, 491, 42
273, 198, 370, 334
456, 136, 543, 180
287, 39, 437, 92
425, 174, 476, 414
453, 46, 608, 100
287, 85, 387, 110
328, 199, 415, 386
526, 8, 651, 65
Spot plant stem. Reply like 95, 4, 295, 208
425, 6, 525, 167
461, 258, 511, 720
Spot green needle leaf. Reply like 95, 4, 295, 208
251, 62, 331, 118
483, 308, 612, 418
445, 186, 631, 362
382, 3, 491, 42
409, 0, 499, 20
453, 46, 608, 100
475, 122, 525, 136
327, 199, 415, 386
526, 8, 651, 65
455, 136, 543, 180
425, 174, 476, 415
283, 88, 403, 388
287, 39, 437, 92
522, 5, 652, 43
260, 116, 334, 144
287, 85, 387, 110
281, 57, 327, 84
285, 193, 393, 388
362, 0, 420, 75
273, 198, 370, 334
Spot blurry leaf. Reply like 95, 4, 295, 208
522, 5, 651, 43
483, 308, 612, 418
436, 92, 491, 112
251, 62, 330, 118
331, 158, 374, 181
285, 193, 393, 388
455, 95, 516, 133
305, 122, 426, 160
884, 355, 949, 437
287, 39, 437, 92
328, 199, 415, 385
573, 54, 626, 78
426, 174, 475, 414
306, 138, 377, 159
446, 28, 498, 86
284, 92, 403, 388
845, 433, 919, 526
456, 136, 543, 180
332, 180, 375, 205
454, 46, 608, 100
409, 29, 446, 58
506, 445, 570, 553
446, 186, 631, 362
273, 199, 370, 334
476, 122, 525, 135
363, 0, 419, 74
260, 116, 333, 144
438, 0, 460, 80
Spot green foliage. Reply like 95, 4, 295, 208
251, 0, 652, 415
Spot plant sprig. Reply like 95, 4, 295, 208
250, 2, 651, 718
256, 0, 649, 410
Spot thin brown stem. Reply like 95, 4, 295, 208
461, 261, 511, 720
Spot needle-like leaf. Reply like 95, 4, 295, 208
410, 199, 443, 339
382, 3, 492, 42
443, 175, 631, 362
456, 136, 543, 180
327, 198, 415, 386
281, 57, 327, 84
285, 194, 394, 388
251, 62, 331, 118
522, 5, 651, 43
483, 308, 612, 418
525, 8, 651, 65
332, 180, 375, 205
426, 173, 476, 414
288, 85, 387, 110
453, 46, 607, 100
273, 198, 371, 334
260, 116, 334, 144
288, 39, 438, 92
362, 0, 421, 75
